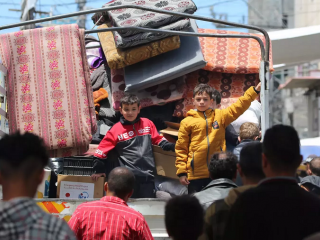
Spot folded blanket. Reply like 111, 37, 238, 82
0, 24, 97, 157
91, 64, 107, 91
98, 24, 180, 69
92, 0, 197, 37
99, 89, 116, 118
85, 35, 104, 69
90, 63, 116, 120
114, 19, 190, 49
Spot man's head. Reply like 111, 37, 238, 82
309, 158, 320, 176
119, 94, 140, 122
239, 141, 265, 184
262, 125, 302, 177
304, 154, 318, 173
239, 122, 260, 142
165, 195, 204, 240
105, 167, 135, 202
209, 152, 238, 181
193, 84, 214, 112
212, 89, 221, 109
0, 132, 49, 200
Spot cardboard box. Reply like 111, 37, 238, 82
160, 121, 180, 137
153, 145, 178, 179
57, 175, 105, 199
161, 133, 177, 143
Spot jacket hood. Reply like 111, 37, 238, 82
225, 185, 256, 206
202, 178, 237, 191
186, 108, 214, 118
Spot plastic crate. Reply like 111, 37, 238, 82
63, 156, 94, 176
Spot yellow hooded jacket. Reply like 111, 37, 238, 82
175, 86, 258, 180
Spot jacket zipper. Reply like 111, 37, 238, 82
132, 124, 142, 158
203, 112, 210, 168
132, 124, 138, 136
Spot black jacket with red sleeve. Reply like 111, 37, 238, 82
94, 116, 175, 178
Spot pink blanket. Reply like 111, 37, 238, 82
0, 24, 97, 157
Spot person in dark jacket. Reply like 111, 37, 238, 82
224, 125, 320, 240
194, 152, 238, 210
233, 122, 260, 160
300, 175, 320, 196
199, 141, 265, 240
300, 157, 320, 195
92, 94, 175, 198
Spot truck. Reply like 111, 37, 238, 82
0, 5, 271, 239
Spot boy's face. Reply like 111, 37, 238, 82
193, 92, 213, 112
120, 103, 140, 122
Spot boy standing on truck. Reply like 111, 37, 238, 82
176, 83, 261, 194
93, 94, 175, 198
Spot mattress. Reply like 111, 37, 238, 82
0, 24, 97, 157
198, 28, 274, 73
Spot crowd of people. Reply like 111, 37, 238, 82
1, 82, 320, 240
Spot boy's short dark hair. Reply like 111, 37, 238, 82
240, 142, 265, 181
0, 132, 49, 180
239, 122, 260, 140
193, 84, 214, 99
165, 195, 204, 240
209, 152, 238, 180
120, 94, 140, 108
212, 89, 221, 104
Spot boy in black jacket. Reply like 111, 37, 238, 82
92, 94, 175, 198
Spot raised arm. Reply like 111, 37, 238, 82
221, 83, 260, 127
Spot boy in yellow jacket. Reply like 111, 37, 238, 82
176, 82, 261, 193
